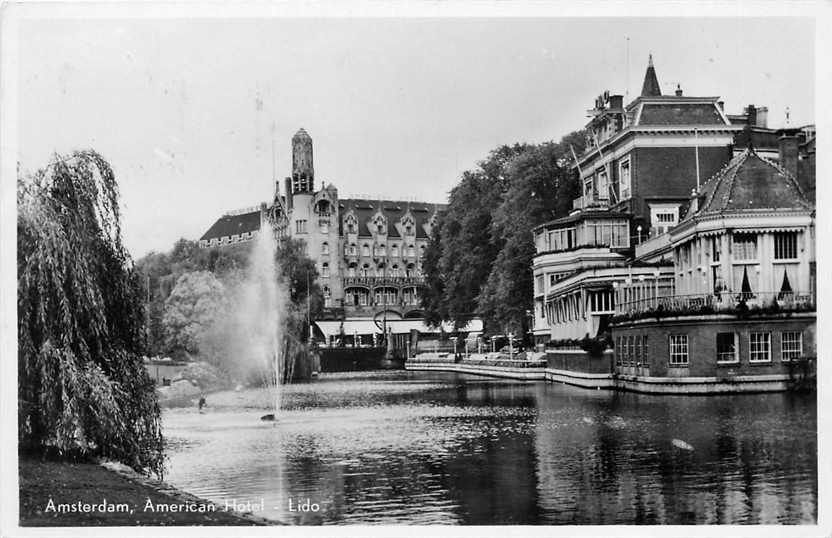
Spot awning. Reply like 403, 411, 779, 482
315, 319, 483, 337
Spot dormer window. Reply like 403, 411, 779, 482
401, 214, 416, 237
344, 213, 358, 234
372, 214, 387, 236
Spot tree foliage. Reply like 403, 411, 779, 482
422, 131, 586, 338
163, 271, 229, 359
18, 151, 164, 476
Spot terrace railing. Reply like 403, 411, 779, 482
615, 290, 815, 317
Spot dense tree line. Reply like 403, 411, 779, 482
422, 131, 587, 340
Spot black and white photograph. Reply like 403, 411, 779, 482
0, 2, 827, 536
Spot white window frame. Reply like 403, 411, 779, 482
774, 232, 799, 261
716, 332, 739, 364
781, 331, 803, 362
732, 233, 758, 262
669, 334, 689, 365
749, 332, 772, 363
619, 159, 631, 200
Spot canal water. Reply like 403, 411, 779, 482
162, 371, 816, 525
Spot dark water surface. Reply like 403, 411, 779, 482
162, 371, 816, 525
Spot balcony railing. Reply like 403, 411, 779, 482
343, 276, 425, 288
572, 196, 610, 211
615, 291, 815, 318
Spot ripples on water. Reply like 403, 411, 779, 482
162, 371, 816, 525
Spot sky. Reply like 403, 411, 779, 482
14, 15, 815, 258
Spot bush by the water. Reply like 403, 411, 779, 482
17, 151, 164, 476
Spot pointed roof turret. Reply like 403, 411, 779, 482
641, 54, 662, 97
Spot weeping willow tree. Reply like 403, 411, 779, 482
18, 150, 164, 476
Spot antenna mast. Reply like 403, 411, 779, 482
625, 37, 630, 101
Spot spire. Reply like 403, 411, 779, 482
641, 54, 661, 97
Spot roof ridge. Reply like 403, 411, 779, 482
720, 149, 750, 212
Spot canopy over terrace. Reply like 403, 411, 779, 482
315, 319, 483, 339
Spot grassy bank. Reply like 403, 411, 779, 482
19, 458, 266, 526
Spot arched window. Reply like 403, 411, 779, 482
361, 264, 370, 277
391, 244, 399, 257
362, 244, 370, 257
378, 264, 386, 276
407, 244, 415, 257
348, 243, 357, 256
322, 242, 329, 255
323, 286, 331, 307
348, 263, 357, 277
406, 263, 415, 277
419, 245, 426, 257
322, 262, 330, 278
391, 264, 399, 277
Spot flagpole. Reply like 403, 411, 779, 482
694, 128, 701, 190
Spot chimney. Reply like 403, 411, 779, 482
745, 104, 757, 127
675, 84, 683, 97
284, 177, 293, 210
717, 100, 725, 112
274, 179, 280, 202
609, 94, 623, 109
778, 135, 799, 178
755, 107, 768, 128
689, 188, 699, 214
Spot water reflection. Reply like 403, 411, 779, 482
163, 372, 816, 525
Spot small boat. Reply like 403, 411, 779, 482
260, 413, 277, 421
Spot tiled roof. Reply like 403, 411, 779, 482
338, 199, 444, 239
682, 148, 812, 222
638, 103, 726, 126
200, 211, 262, 241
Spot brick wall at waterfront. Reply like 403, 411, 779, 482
611, 314, 816, 378
544, 349, 614, 374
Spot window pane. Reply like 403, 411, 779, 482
781, 331, 803, 361
716, 333, 737, 362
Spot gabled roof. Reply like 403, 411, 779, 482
200, 210, 262, 241
682, 148, 813, 222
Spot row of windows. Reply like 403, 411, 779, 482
616, 331, 804, 366
680, 232, 799, 267
202, 231, 257, 247
666, 331, 803, 365
587, 159, 631, 202
297, 217, 430, 238
344, 243, 424, 258
344, 288, 421, 306
344, 215, 419, 236
345, 264, 420, 278
616, 335, 649, 365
